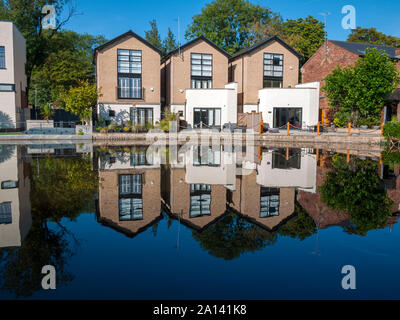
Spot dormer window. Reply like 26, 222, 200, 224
191, 53, 213, 89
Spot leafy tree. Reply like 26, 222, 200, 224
319, 155, 393, 236
192, 211, 277, 260
28, 31, 106, 109
163, 28, 178, 54
145, 19, 163, 51
62, 80, 100, 124
185, 0, 282, 55
282, 16, 325, 64
348, 27, 400, 47
0, 0, 77, 94
278, 202, 317, 241
323, 48, 400, 126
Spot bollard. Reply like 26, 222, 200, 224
316, 149, 319, 162
286, 148, 289, 161
381, 123, 384, 136
322, 109, 325, 127
317, 122, 320, 136
287, 122, 290, 136
348, 123, 351, 137
347, 150, 350, 163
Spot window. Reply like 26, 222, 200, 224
108, 110, 116, 117
131, 148, 153, 166
117, 50, 142, 99
190, 184, 211, 218
194, 146, 221, 167
272, 148, 301, 170
0, 202, 11, 224
191, 53, 213, 89
119, 175, 143, 221
0, 84, 15, 92
1, 181, 18, 189
264, 53, 283, 88
130, 108, 153, 126
0, 47, 5, 69
260, 188, 280, 218
193, 108, 221, 128
273, 108, 302, 129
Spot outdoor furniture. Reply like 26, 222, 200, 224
263, 123, 270, 133
268, 129, 280, 134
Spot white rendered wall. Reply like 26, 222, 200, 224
98, 103, 161, 125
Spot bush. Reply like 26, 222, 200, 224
383, 121, 400, 140
333, 111, 351, 128
359, 117, 380, 128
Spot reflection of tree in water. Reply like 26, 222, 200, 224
192, 212, 277, 261
0, 222, 74, 298
0, 145, 15, 164
0, 154, 98, 298
278, 202, 317, 241
319, 155, 393, 236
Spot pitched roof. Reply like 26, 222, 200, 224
162, 36, 231, 62
330, 40, 400, 59
94, 30, 163, 56
230, 35, 302, 60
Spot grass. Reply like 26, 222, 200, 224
0, 132, 23, 135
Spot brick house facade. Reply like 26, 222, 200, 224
301, 40, 400, 123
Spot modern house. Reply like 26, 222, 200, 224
97, 147, 162, 238
229, 36, 302, 114
301, 40, 400, 122
0, 21, 29, 131
95, 30, 162, 126
161, 36, 233, 128
0, 145, 31, 248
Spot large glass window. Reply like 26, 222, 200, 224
191, 53, 213, 89
0, 202, 12, 224
260, 188, 280, 218
118, 50, 142, 99
273, 108, 302, 129
193, 108, 221, 128
264, 53, 283, 88
272, 149, 301, 170
119, 174, 143, 221
0, 47, 5, 69
190, 184, 211, 218
130, 108, 153, 126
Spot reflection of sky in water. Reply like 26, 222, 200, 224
1, 144, 400, 300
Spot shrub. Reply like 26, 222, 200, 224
333, 111, 351, 128
383, 121, 400, 140
359, 117, 380, 128
123, 127, 131, 133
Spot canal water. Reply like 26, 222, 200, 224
0, 143, 400, 300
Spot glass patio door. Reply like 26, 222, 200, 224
273, 108, 302, 129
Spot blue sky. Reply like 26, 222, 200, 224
62, 0, 400, 43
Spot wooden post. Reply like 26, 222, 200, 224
348, 123, 351, 136
347, 150, 350, 163
317, 122, 320, 136
381, 123, 384, 136
287, 122, 290, 136
286, 148, 289, 161
316, 149, 319, 162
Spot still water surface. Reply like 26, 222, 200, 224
0, 143, 400, 300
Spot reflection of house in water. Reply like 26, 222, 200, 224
228, 148, 317, 230
162, 145, 232, 231
97, 146, 162, 238
0, 145, 31, 248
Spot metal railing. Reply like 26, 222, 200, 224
116, 87, 145, 100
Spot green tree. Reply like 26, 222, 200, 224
185, 0, 282, 55
41, 103, 55, 121
28, 31, 106, 109
192, 211, 277, 260
163, 28, 178, 55
282, 16, 325, 64
323, 48, 400, 126
348, 27, 400, 47
145, 19, 163, 51
0, 0, 77, 93
319, 155, 393, 236
62, 80, 100, 124
278, 202, 317, 241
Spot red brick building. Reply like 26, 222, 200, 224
301, 40, 400, 123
